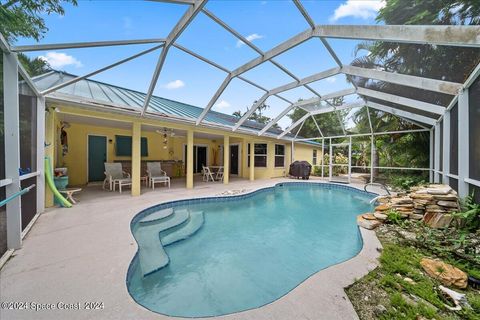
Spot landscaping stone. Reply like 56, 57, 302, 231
410, 214, 424, 220
357, 215, 382, 230
433, 194, 458, 201
391, 197, 412, 204
420, 258, 468, 289
437, 200, 459, 208
362, 213, 377, 220
375, 204, 390, 211
373, 184, 459, 222
373, 212, 387, 221
399, 230, 416, 241
423, 212, 453, 228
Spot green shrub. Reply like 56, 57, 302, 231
453, 192, 480, 231
386, 209, 404, 225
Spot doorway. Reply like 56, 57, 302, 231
184, 145, 208, 173
230, 144, 239, 175
88, 135, 107, 182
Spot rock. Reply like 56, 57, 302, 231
433, 194, 458, 201
399, 230, 417, 241
423, 212, 453, 228
404, 277, 416, 285
437, 200, 459, 208
427, 188, 453, 195
373, 305, 387, 316
362, 213, 377, 220
410, 193, 434, 200
391, 197, 413, 204
425, 209, 447, 213
414, 199, 434, 205
377, 197, 390, 203
357, 215, 382, 230
375, 204, 390, 211
410, 214, 424, 220
392, 203, 414, 209
420, 258, 468, 289
439, 285, 470, 310
374, 212, 387, 221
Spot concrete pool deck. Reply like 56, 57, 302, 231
0, 177, 383, 320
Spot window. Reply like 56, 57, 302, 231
313, 150, 317, 165
115, 135, 148, 156
247, 143, 267, 167
275, 144, 285, 167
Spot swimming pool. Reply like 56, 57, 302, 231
127, 183, 375, 317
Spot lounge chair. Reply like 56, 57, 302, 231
147, 162, 171, 190
104, 163, 132, 193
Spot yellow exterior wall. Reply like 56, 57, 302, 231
48, 103, 320, 189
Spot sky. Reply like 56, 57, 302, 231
17, 0, 385, 129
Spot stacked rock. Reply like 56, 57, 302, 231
410, 184, 459, 228
357, 184, 460, 230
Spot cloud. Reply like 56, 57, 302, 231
215, 100, 231, 109
38, 52, 83, 68
326, 77, 337, 83
330, 0, 385, 22
164, 80, 185, 90
236, 33, 264, 47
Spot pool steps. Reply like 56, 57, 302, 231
162, 211, 204, 246
139, 208, 174, 225
135, 208, 204, 277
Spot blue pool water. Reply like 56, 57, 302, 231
127, 183, 374, 317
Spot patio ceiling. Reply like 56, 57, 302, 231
6, 0, 480, 141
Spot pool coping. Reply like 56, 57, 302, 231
127, 181, 383, 320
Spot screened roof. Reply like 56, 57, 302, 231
5, 0, 480, 141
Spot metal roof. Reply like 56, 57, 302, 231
32, 70, 320, 143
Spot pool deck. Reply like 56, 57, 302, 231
0, 177, 383, 320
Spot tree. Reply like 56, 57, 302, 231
233, 102, 281, 129
346, 0, 479, 180
287, 97, 349, 138
18, 52, 50, 76
0, 0, 78, 43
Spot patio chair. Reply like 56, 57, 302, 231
202, 165, 215, 182
147, 162, 171, 190
215, 166, 224, 181
104, 163, 132, 193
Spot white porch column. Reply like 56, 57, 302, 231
442, 110, 450, 185
370, 135, 374, 183
434, 122, 441, 183
429, 129, 434, 183
36, 96, 45, 213
458, 89, 469, 197
4, 52, 22, 249
186, 129, 194, 189
223, 135, 229, 184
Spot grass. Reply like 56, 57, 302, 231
346, 236, 480, 320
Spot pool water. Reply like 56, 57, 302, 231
127, 183, 374, 317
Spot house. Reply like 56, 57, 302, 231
32, 71, 322, 206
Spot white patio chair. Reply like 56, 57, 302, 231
215, 166, 224, 181
104, 163, 132, 193
202, 165, 215, 182
147, 162, 170, 190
